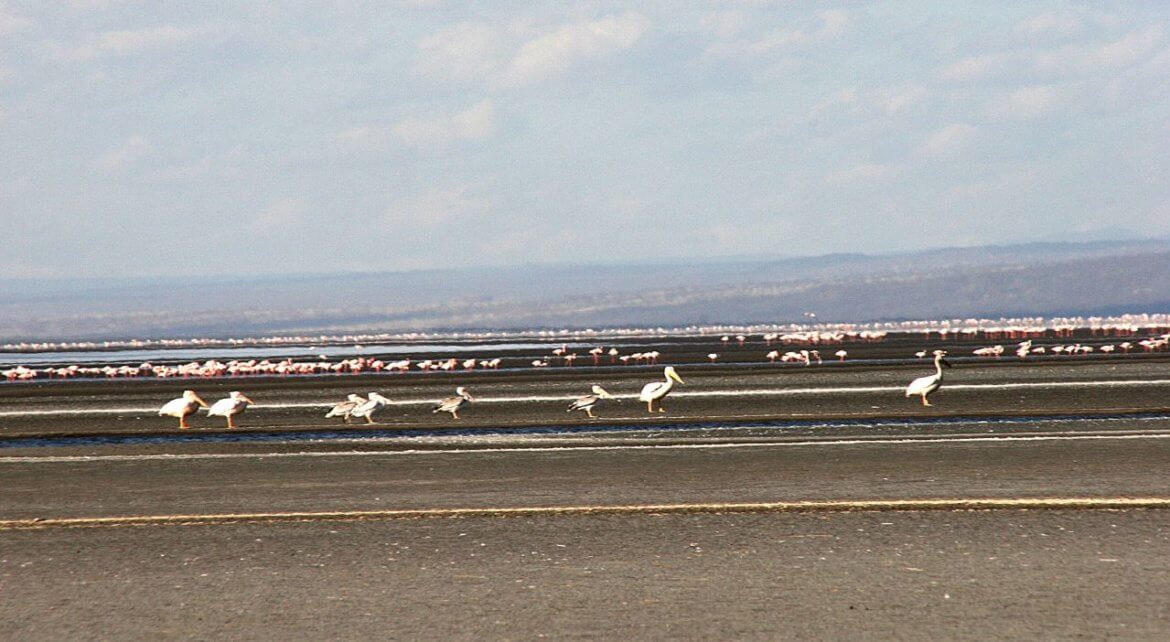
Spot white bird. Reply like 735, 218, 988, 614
206, 391, 254, 429
351, 392, 392, 424
158, 390, 208, 430
434, 386, 474, 419
905, 350, 952, 407
639, 366, 685, 413
325, 394, 368, 423
568, 385, 616, 419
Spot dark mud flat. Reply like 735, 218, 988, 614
3, 356, 1170, 440
2, 510, 1168, 640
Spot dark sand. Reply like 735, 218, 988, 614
3, 332, 1170, 639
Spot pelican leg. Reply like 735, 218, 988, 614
586, 409, 596, 418
227, 416, 235, 429
179, 417, 188, 430
658, 404, 666, 413
921, 395, 932, 407
646, 400, 654, 413
366, 415, 375, 424
452, 411, 460, 420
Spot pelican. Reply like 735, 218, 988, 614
905, 350, 952, 407
568, 385, 616, 419
206, 391, 254, 429
640, 366, 685, 413
350, 392, 392, 424
325, 393, 367, 423
159, 390, 208, 429
433, 386, 474, 419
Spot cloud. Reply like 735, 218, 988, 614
704, 9, 849, 59
497, 12, 649, 88
392, 99, 495, 150
699, 10, 748, 40
878, 84, 928, 113
988, 85, 1061, 120
938, 53, 1010, 82
414, 21, 502, 82
1035, 26, 1164, 74
824, 163, 899, 185
379, 183, 493, 230
1016, 11, 1085, 40
252, 198, 305, 232
917, 123, 976, 157
91, 135, 151, 171
54, 25, 201, 61
0, 3, 32, 36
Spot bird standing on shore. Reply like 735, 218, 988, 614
351, 392, 392, 424
159, 390, 208, 430
640, 366, 685, 413
905, 350, 952, 407
206, 391, 253, 429
325, 394, 368, 423
568, 385, 616, 419
434, 387, 474, 419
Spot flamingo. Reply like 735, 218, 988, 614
567, 385, 616, 419
206, 391, 253, 429
158, 390, 208, 429
639, 366, 685, 413
434, 387, 474, 419
905, 350, 952, 407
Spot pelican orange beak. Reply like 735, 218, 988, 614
238, 394, 254, 404
667, 368, 685, 384
193, 394, 208, 408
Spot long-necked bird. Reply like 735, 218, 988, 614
159, 390, 208, 429
905, 350, 952, 406
350, 392, 392, 424
325, 393, 368, 423
206, 391, 253, 429
639, 366, 685, 413
433, 387, 474, 419
568, 385, 616, 419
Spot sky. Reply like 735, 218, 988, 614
1, 1, 1169, 279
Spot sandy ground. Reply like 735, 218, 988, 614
3, 333, 1170, 639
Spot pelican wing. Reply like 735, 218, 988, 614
207, 398, 236, 417
639, 381, 668, 401
905, 373, 941, 396
569, 394, 599, 411
325, 400, 357, 418
159, 397, 191, 417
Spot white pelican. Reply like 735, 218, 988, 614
433, 387, 474, 419
325, 394, 367, 423
206, 391, 253, 429
351, 392, 392, 424
568, 385, 615, 419
905, 350, 952, 407
159, 390, 208, 430
640, 366, 685, 413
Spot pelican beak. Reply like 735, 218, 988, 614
669, 370, 685, 384
239, 395, 254, 404
194, 394, 208, 408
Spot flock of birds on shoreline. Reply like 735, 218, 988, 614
157, 366, 689, 430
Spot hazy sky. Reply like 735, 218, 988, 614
2, 1, 1168, 278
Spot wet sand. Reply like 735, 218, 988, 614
4, 332, 1170, 639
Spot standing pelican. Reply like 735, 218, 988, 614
159, 390, 208, 429
206, 391, 254, 429
568, 385, 615, 419
350, 392, 392, 424
325, 393, 367, 423
433, 387, 474, 419
905, 350, 952, 406
640, 366, 685, 413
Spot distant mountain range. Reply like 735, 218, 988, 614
2, 240, 1168, 342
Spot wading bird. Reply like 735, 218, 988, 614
206, 391, 253, 429
351, 392, 392, 424
568, 385, 616, 419
640, 366, 685, 413
325, 393, 368, 423
159, 390, 208, 430
434, 387, 474, 419
905, 350, 952, 407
